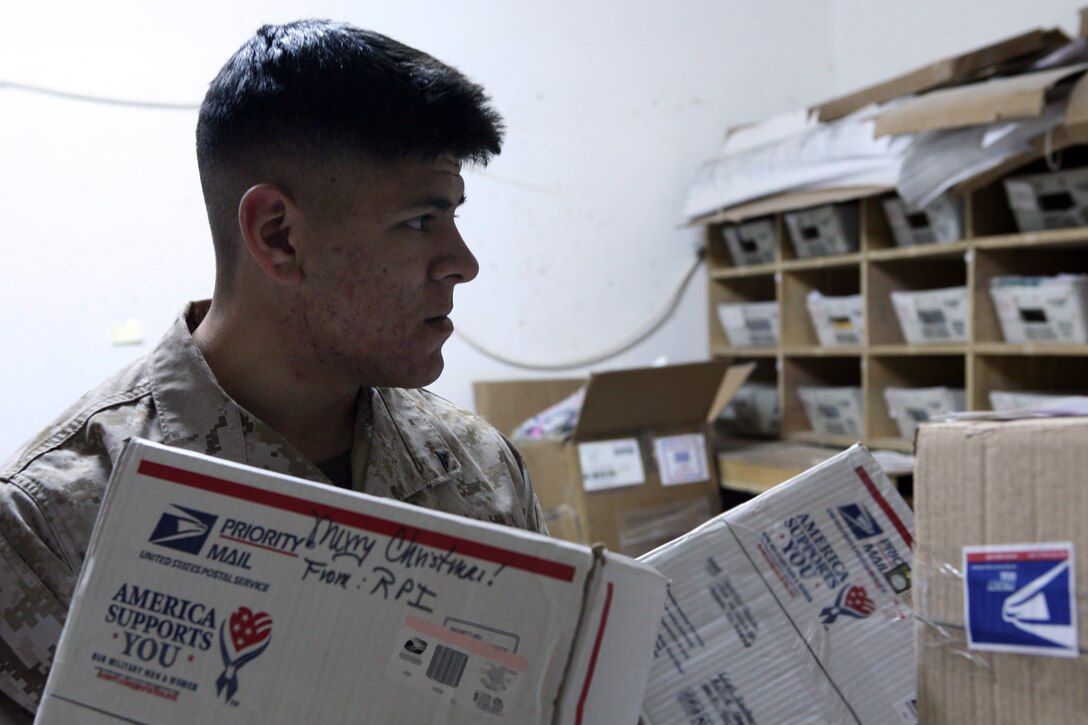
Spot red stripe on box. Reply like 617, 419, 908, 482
854, 466, 913, 549
575, 581, 614, 725
137, 459, 577, 582
967, 549, 1068, 563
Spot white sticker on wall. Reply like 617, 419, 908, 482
653, 434, 709, 486
577, 439, 645, 491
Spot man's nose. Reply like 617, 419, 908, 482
432, 226, 479, 284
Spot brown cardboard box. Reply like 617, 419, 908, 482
474, 361, 752, 556
813, 28, 1068, 122
914, 417, 1088, 724
872, 63, 1088, 138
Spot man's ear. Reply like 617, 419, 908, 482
238, 184, 303, 286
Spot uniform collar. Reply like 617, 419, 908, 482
148, 301, 459, 500
365, 387, 462, 500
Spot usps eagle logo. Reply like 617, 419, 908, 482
216, 607, 273, 700
820, 584, 876, 625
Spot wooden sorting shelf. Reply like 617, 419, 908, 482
703, 171, 1088, 450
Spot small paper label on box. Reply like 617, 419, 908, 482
577, 439, 645, 491
652, 434, 708, 486
963, 542, 1078, 657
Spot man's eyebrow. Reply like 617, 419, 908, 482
403, 194, 467, 212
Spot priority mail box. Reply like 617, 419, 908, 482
721, 382, 780, 436
721, 217, 776, 267
989, 389, 1076, 411
891, 286, 969, 344
797, 385, 864, 437
1003, 166, 1088, 232
640, 444, 917, 724
914, 417, 1088, 723
989, 274, 1088, 344
883, 386, 966, 440
37, 440, 667, 725
806, 290, 864, 346
475, 362, 754, 557
783, 203, 860, 258
883, 195, 963, 247
716, 301, 779, 347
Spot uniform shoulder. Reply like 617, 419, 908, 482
1, 354, 154, 481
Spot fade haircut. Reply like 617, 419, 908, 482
196, 19, 504, 273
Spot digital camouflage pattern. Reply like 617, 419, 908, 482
0, 302, 545, 718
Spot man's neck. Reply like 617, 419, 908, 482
191, 298, 358, 463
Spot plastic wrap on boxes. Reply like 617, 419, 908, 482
797, 385, 863, 436
913, 417, 1088, 723
721, 218, 775, 266
891, 286, 968, 344
883, 386, 966, 440
882, 195, 963, 246
784, 203, 859, 258
806, 290, 864, 346
640, 444, 917, 724
1003, 166, 1088, 232
989, 275, 1088, 344
716, 301, 779, 347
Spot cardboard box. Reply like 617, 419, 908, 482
37, 439, 667, 724
891, 286, 969, 344
721, 382, 780, 436
806, 290, 864, 346
883, 195, 964, 246
1003, 167, 1088, 232
716, 301, 779, 347
989, 389, 1076, 411
783, 203, 860, 258
474, 362, 754, 557
872, 63, 1087, 138
883, 386, 966, 440
640, 444, 917, 724
990, 275, 1088, 343
914, 417, 1088, 723
797, 385, 864, 437
720, 217, 776, 266
813, 28, 1068, 122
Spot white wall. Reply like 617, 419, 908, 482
828, 0, 1085, 95
6, 2, 1081, 456
0, 1, 835, 453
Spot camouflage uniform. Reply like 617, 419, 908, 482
0, 301, 545, 719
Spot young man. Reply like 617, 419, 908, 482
0, 20, 545, 719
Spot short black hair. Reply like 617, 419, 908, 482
196, 20, 504, 269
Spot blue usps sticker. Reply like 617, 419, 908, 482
963, 542, 1078, 657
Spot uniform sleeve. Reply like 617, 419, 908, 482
502, 437, 549, 536
0, 483, 72, 718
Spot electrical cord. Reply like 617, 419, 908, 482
2, 77, 706, 371
454, 249, 705, 371
0, 79, 200, 110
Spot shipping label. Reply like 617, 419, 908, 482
577, 438, 645, 490
963, 542, 1079, 657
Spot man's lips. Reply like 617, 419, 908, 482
425, 314, 454, 333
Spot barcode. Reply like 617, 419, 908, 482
835, 333, 859, 345
427, 645, 469, 688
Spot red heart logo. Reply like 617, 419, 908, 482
229, 607, 273, 655
843, 586, 875, 617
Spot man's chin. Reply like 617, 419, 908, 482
374, 355, 444, 390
